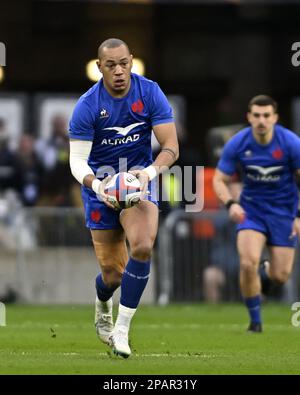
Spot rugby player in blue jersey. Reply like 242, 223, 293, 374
69, 38, 179, 357
213, 95, 300, 333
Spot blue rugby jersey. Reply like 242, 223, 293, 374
217, 124, 300, 216
69, 73, 173, 179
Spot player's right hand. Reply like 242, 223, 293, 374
229, 203, 246, 224
128, 169, 150, 201
97, 176, 118, 210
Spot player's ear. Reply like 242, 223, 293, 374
274, 113, 279, 123
96, 60, 102, 73
130, 55, 133, 69
246, 112, 252, 123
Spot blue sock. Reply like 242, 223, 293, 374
120, 257, 150, 309
245, 295, 262, 324
95, 273, 118, 302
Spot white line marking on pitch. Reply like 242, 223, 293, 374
6, 351, 219, 358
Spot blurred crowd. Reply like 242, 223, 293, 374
0, 115, 81, 208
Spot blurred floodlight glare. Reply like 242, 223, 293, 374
86, 59, 102, 82
86, 57, 145, 81
132, 58, 145, 76
0, 67, 4, 83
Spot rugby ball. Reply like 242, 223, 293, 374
104, 172, 142, 209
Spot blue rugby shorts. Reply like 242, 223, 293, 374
236, 210, 297, 247
81, 187, 158, 230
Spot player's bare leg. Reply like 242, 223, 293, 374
268, 246, 295, 283
109, 200, 159, 358
261, 246, 295, 297
237, 230, 266, 332
91, 228, 128, 345
238, 230, 266, 296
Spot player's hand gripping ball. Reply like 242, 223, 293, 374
104, 172, 142, 209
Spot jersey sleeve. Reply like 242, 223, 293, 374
289, 133, 300, 170
217, 138, 238, 176
69, 98, 95, 141
149, 82, 174, 126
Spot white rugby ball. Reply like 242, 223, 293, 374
104, 172, 142, 209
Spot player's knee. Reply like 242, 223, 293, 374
130, 240, 153, 261
270, 269, 290, 284
240, 257, 259, 275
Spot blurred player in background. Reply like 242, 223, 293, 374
213, 95, 300, 332
69, 38, 179, 357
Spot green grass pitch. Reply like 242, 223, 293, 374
0, 303, 300, 375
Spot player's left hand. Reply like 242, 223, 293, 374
291, 218, 300, 239
98, 175, 119, 210
128, 170, 150, 201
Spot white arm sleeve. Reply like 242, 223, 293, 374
69, 139, 94, 184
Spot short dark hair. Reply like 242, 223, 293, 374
98, 38, 129, 59
248, 95, 278, 113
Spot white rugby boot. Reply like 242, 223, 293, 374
94, 296, 114, 345
109, 325, 131, 358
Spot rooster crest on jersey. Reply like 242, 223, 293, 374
104, 172, 142, 209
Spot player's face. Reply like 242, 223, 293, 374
247, 105, 278, 137
97, 45, 132, 97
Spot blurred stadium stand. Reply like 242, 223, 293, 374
2, 1, 300, 159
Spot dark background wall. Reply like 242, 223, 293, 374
1, 0, 300, 162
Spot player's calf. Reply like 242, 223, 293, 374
130, 241, 153, 262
